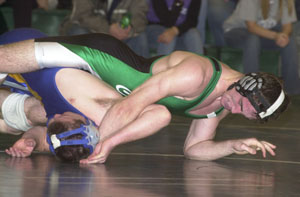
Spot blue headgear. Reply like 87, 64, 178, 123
46, 119, 100, 155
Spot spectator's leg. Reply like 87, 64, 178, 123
279, 36, 300, 94
146, 25, 164, 51
65, 24, 91, 36
224, 28, 260, 73
0, 10, 8, 34
157, 36, 176, 56
146, 24, 176, 56
292, 21, 300, 78
207, 0, 237, 47
177, 28, 204, 55
262, 25, 300, 94
125, 31, 149, 57
242, 33, 261, 73
197, 0, 207, 44
12, 0, 37, 28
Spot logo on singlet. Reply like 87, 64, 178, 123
116, 85, 131, 96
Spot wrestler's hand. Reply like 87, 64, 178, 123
232, 138, 276, 158
80, 139, 114, 164
5, 138, 36, 157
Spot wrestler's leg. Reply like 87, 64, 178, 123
0, 89, 46, 134
0, 89, 23, 134
0, 28, 47, 73
0, 40, 39, 73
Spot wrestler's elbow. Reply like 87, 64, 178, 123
183, 146, 214, 161
153, 105, 172, 127
184, 148, 198, 160
183, 151, 211, 161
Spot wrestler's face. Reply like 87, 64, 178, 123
49, 112, 86, 125
221, 89, 257, 119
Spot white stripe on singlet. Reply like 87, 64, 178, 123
34, 42, 101, 79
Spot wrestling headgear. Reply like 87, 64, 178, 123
47, 119, 100, 155
232, 73, 285, 119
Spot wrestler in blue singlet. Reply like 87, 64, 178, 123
1, 28, 88, 122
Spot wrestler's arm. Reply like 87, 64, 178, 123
81, 103, 171, 164
97, 56, 203, 144
82, 57, 203, 163
0, 39, 39, 73
5, 126, 49, 157
0, 37, 90, 74
183, 111, 276, 161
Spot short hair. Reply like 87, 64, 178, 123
252, 72, 290, 122
47, 120, 91, 162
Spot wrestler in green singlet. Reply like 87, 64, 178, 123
34, 33, 223, 118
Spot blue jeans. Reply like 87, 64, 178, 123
197, 0, 207, 44
65, 24, 149, 57
207, 0, 237, 46
224, 27, 300, 94
146, 24, 204, 57
293, 21, 300, 81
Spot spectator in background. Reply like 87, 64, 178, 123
223, 0, 300, 95
13, 0, 58, 28
59, 0, 149, 57
292, 0, 300, 76
56, 0, 71, 9
0, 0, 8, 34
0, 11, 8, 34
294, 0, 300, 18
0, 0, 57, 29
293, 0, 300, 42
206, 0, 238, 47
146, 0, 203, 57
196, 0, 208, 46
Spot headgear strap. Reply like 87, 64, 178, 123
47, 119, 100, 155
234, 73, 285, 119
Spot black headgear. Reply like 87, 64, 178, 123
229, 73, 285, 119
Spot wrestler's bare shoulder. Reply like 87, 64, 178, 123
153, 51, 211, 72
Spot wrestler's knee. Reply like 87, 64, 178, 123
2, 93, 32, 131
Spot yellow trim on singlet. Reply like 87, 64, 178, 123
8, 74, 42, 101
